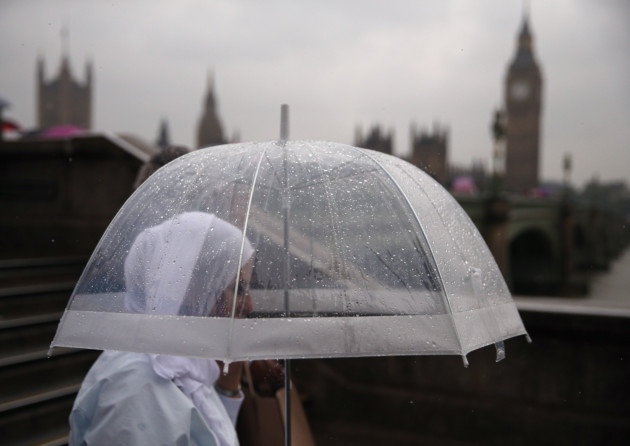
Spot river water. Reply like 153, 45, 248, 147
514, 248, 630, 317
589, 248, 630, 302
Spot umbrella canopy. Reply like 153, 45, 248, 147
51, 139, 528, 364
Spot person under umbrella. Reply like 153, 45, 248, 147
51, 109, 530, 446
68, 211, 281, 445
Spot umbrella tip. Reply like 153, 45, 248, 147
280, 104, 289, 141
495, 341, 506, 362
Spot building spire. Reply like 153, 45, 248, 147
61, 26, 70, 56
205, 68, 216, 109
520, 0, 532, 41
156, 117, 171, 150
207, 68, 214, 90
196, 68, 225, 148
510, 3, 536, 68
523, 0, 530, 20
59, 26, 72, 77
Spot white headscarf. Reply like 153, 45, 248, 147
124, 211, 254, 316
123, 212, 254, 445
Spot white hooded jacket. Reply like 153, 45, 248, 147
69, 212, 254, 446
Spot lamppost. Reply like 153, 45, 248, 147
0, 97, 10, 144
490, 108, 507, 196
484, 108, 510, 281
562, 153, 572, 199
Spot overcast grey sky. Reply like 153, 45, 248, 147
1, 0, 629, 188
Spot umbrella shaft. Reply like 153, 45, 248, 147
284, 358, 292, 446
283, 207, 290, 314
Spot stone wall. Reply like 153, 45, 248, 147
294, 310, 630, 445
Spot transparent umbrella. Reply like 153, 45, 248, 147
51, 106, 528, 443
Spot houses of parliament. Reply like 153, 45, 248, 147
30, 14, 542, 195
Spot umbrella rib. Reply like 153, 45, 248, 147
347, 147, 467, 358
262, 150, 285, 190
411, 235, 443, 296
310, 144, 351, 289
226, 143, 271, 358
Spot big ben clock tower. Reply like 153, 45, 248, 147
504, 13, 543, 194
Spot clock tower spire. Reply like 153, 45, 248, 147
503, 10, 543, 194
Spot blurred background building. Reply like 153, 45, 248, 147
36, 48, 92, 131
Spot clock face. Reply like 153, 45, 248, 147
510, 81, 530, 100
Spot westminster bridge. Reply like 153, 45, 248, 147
457, 193, 628, 297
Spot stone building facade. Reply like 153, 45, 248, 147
354, 125, 394, 154
37, 54, 92, 130
409, 123, 449, 185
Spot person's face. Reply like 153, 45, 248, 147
210, 259, 253, 318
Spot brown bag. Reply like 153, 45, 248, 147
236, 364, 316, 446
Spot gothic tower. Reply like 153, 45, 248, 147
504, 12, 543, 194
37, 43, 92, 130
196, 73, 226, 149
410, 123, 449, 186
354, 124, 393, 155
